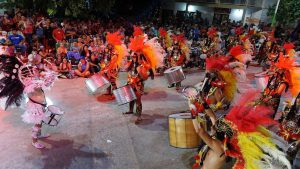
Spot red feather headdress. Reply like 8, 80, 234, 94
133, 25, 143, 37
173, 33, 185, 44
106, 31, 123, 46
207, 27, 217, 37
225, 90, 278, 132
158, 27, 168, 37
283, 42, 295, 51
229, 45, 244, 57
235, 27, 243, 35
206, 56, 229, 71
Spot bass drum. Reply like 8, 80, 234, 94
169, 112, 204, 148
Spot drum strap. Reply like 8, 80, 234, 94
29, 98, 47, 107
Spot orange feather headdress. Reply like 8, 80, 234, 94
105, 31, 128, 68
275, 52, 300, 97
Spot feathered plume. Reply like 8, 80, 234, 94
158, 27, 168, 37
225, 90, 277, 132
275, 52, 295, 70
219, 70, 237, 102
106, 31, 123, 46
207, 27, 217, 37
205, 56, 229, 71
0, 55, 24, 109
173, 34, 185, 44
229, 45, 244, 58
128, 36, 145, 52
133, 25, 143, 37
283, 42, 295, 51
235, 27, 243, 35
224, 90, 291, 169
143, 37, 165, 69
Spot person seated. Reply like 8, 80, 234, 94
57, 43, 68, 56
88, 52, 100, 74
67, 42, 81, 64
7, 28, 26, 54
59, 58, 73, 79
74, 58, 90, 78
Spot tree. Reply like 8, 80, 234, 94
0, 0, 116, 18
267, 0, 300, 26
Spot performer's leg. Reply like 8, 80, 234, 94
149, 69, 154, 80
32, 124, 45, 149
135, 96, 142, 124
123, 100, 134, 114
175, 82, 181, 90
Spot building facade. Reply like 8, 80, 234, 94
161, 0, 278, 25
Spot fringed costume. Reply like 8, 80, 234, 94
0, 55, 57, 149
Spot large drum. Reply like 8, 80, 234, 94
254, 71, 269, 91
43, 105, 64, 126
85, 74, 111, 94
169, 112, 203, 148
113, 85, 137, 105
164, 66, 186, 86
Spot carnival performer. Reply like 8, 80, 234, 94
191, 90, 291, 169
100, 31, 128, 96
167, 34, 190, 90
123, 35, 163, 124
0, 55, 58, 149
188, 56, 239, 135
257, 52, 300, 118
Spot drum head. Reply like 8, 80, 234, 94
182, 86, 198, 99
200, 54, 207, 59
169, 112, 192, 119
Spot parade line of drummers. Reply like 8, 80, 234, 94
1, 24, 300, 169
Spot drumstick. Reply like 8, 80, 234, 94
44, 59, 52, 66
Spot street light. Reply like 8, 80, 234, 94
271, 0, 281, 27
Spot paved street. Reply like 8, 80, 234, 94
0, 65, 289, 169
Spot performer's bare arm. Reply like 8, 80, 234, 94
192, 120, 224, 154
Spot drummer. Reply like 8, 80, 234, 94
167, 44, 186, 90
123, 52, 150, 124
255, 52, 296, 118
100, 50, 119, 96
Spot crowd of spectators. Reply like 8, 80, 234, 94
0, 10, 299, 78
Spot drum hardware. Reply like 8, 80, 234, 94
43, 105, 64, 126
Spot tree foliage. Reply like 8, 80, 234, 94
267, 0, 300, 25
0, 0, 116, 18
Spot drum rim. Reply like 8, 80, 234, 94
164, 66, 183, 73
168, 112, 192, 119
